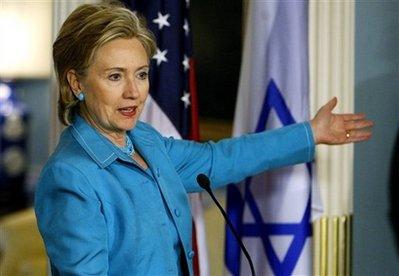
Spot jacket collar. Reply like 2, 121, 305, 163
70, 116, 155, 169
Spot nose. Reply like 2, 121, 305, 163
123, 77, 140, 99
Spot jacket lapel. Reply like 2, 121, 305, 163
130, 125, 158, 173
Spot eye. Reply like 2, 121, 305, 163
108, 73, 121, 81
137, 71, 149, 80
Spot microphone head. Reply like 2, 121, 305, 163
196, 174, 211, 190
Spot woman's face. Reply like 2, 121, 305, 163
77, 38, 150, 136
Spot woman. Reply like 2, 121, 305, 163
34, 3, 373, 276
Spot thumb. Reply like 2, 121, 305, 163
323, 97, 337, 112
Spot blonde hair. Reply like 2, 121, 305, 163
53, 2, 156, 125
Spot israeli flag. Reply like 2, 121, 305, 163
225, 1, 320, 275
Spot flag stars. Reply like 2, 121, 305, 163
153, 48, 168, 66
183, 19, 190, 36
182, 55, 189, 72
153, 12, 170, 30
181, 92, 190, 108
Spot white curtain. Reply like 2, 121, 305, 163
309, 1, 355, 217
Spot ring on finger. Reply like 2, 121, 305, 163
346, 131, 350, 139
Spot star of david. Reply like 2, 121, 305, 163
226, 79, 312, 276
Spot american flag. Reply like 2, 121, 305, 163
121, 1, 207, 275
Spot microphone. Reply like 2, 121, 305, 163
196, 174, 256, 276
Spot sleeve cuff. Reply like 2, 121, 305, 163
303, 121, 315, 162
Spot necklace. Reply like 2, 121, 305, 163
119, 135, 135, 156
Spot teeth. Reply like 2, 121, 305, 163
120, 107, 135, 111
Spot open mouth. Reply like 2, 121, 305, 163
118, 106, 137, 117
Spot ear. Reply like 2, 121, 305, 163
66, 69, 84, 97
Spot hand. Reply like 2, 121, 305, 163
310, 97, 373, 145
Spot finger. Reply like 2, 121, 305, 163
341, 113, 366, 121
323, 97, 338, 112
346, 130, 373, 143
344, 119, 374, 131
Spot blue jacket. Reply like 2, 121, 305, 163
34, 116, 314, 275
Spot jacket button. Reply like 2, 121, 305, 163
174, 209, 180, 217
156, 168, 161, 177
188, 250, 195, 259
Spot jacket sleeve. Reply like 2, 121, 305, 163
161, 122, 315, 193
34, 162, 108, 275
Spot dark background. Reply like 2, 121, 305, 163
191, 0, 242, 120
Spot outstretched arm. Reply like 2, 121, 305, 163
310, 97, 373, 145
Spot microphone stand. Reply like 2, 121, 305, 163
197, 174, 256, 276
